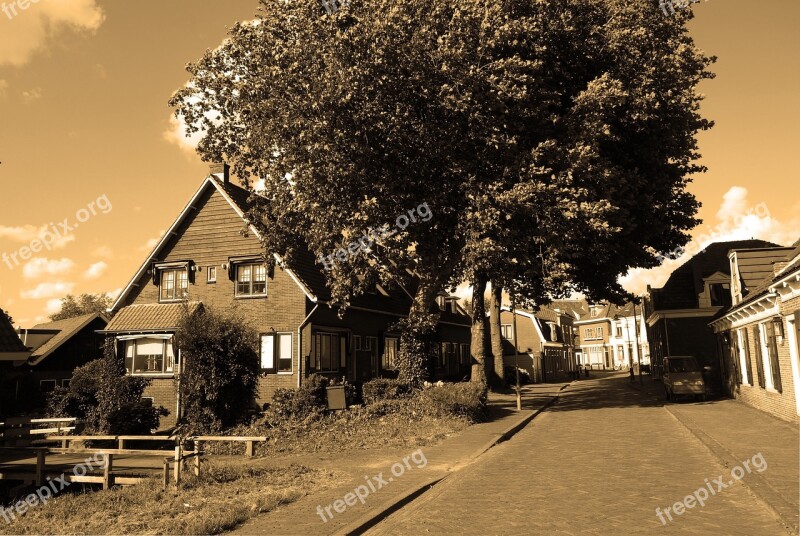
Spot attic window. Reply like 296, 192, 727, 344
160, 269, 188, 302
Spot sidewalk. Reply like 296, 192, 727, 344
229, 381, 571, 536
630, 377, 799, 534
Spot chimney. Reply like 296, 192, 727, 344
210, 162, 230, 184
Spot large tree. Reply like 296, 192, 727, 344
171, 0, 712, 386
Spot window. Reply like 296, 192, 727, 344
765, 319, 783, 392
236, 263, 267, 297
207, 266, 217, 283
39, 379, 57, 392
460, 343, 469, 366
61, 379, 71, 388
352, 335, 362, 351
383, 337, 399, 369
616, 326, 623, 338
590, 307, 600, 318
160, 269, 188, 301
124, 337, 175, 375
597, 327, 604, 338
739, 328, 753, 386
312, 332, 345, 372
501, 324, 513, 340
752, 325, 766, 388
709, 283, 731, 307
261, 333, 292, 373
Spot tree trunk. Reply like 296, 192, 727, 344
489, 282, 506, 389
397, 273, 440, 386
470, 273, 488, 386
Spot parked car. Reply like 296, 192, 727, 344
663, 356, 706, 402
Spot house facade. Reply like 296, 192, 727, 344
709, 241, 800, 422
644, 240, 787, 395
499, 306, 576, 382
104, 166, 471, 428
0, 309, 30, 417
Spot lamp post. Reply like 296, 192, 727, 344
511, 294, 521, 411
633, 300, 643, 386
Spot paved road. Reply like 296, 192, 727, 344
367, 374, 788, 535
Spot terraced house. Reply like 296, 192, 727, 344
103, 165, 471, 427
710, 240, 800, 422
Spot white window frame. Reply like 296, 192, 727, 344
736, 329, 750, 386
159, 268, 188, 302
235, 263, 268, 298
121, 336, 176, 376
501, 324, 513, 340
758, 321, 776, 391
261, 333, 293, 374
207, 266, 217, 283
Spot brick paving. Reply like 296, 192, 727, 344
229, 382, 569, 535
368, 373, 791, 536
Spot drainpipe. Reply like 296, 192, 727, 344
298, 305, 319, 389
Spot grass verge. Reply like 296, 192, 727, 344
0, 461, 334, 535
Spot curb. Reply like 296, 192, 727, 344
336, 386, 567, 536
664, 405, 798, 535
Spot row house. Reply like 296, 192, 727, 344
709, 240, 800, 422
103, 165, 471, 427
568, 301, 649, 370
498, 305, 576, 382
644, 239, 787, 395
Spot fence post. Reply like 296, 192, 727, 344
118, 438, 125, 450
163, 458, 170, 490
174, 444, 182, 485
193, 442, 201, 477
103, 453, 113, 490
245, 440, 255, 457
35, 450, 45, 486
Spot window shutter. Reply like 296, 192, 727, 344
752, 326, 765, 388
261, 334, 276, 372
768, 320, 782, 392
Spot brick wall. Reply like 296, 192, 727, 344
726, 300, 800, 423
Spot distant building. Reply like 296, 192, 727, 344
0, 309, 30, 416
499, 305, 576, 382
644, 239, 788, 395
710, 240, 800, 422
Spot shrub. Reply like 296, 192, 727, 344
504, 366, 531, 386
362, 378, 412, 405
418, 382, 488, 422
269, 374, 329, 420
47, 340, 168, 434
176, 306, 260, 432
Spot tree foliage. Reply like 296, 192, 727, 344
171, 0, 713, 385
47, 339, 168, 434
49, 293, 113, 321
175, 306, 260, 432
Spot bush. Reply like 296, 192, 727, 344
362, 378, 412, 405
418, 382, 488, 422
269, 374, 329, 420
47, 340, 168, 434
504, 366, 531, 386
176, 306, 260, 432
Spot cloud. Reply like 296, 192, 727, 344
44, 298, 62, 315
20, 281, 75, 299
21, 86, 42, 103
620, 186, 800, 294
22, 257, 74, 279
108, 287, 122, 301
83, 261, 107, 280
139, 230, 165, 252
92, 245, 113, 258
0, 0, 105, 67
0, 223, 76, 249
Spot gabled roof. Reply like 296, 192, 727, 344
650, 240, 779, 311
25, 312, 108, 365
730, 246, 795, 298
110, 176, 316, 313
0, 308, 28, 358
103, 302, 202, 333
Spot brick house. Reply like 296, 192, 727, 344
643, 240, 788, 395
575, 303, 613, 370
709, 240, 800, 422
499, 305, 576, 382
103, 166, 471, 427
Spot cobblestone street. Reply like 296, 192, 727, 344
367, 373, 794, 536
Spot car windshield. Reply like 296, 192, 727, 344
667, 358, 700, 373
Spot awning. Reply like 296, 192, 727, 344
101, 302, 202, 334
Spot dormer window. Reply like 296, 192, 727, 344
160, 268, 188, 302
236, 263, 267, 297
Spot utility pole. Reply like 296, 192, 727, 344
511, 294, 521, 411
633, 300, 643, 386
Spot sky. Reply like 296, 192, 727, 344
0, 0, 798, 326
